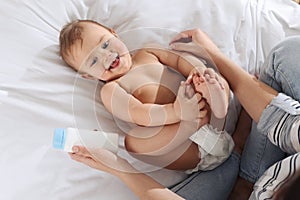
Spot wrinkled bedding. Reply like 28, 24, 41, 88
0, 0, 300, 199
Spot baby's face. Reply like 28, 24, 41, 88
67, 22, 132, 81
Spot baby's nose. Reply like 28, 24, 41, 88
107, 51, 115, 59
103, 52, 118, 70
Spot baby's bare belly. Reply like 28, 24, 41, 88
132, 84, 177, 104
117, 64, 185, 104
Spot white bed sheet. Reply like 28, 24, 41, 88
0, 0, 299, 199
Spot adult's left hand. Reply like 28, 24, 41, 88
69, 146, 137, 174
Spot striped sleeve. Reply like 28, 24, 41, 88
257, 93, 300, 154
250, 153, 300, 200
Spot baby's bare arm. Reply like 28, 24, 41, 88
101, 81, 206, 127
144, 46, 230, 118
142, 45, 206, 78
100, 81, 181, 127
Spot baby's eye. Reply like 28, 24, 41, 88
102, 41, 109, 49
91, 57, 98, 67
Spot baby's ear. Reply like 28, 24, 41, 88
81, 73, 97, 80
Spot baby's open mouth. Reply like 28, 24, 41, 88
110, 55, 120, 69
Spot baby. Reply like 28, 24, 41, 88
59, 19, 234, 172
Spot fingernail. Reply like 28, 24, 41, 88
72, 146, 79, 153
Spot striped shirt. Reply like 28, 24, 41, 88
250, 93, 300, 200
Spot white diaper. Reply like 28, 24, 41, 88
186, 124, 235, 174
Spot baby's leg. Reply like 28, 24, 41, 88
125, 121, 200, 156
124, 119, 208, 169
128, 139, 201, 170
193, 68, 228, 118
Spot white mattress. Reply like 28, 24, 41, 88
1, 0, 300, 199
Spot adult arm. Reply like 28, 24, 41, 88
170, 29, 300, 154
69, 146, 184, 200
169, 28, 277, 123
250, 153, 300, 200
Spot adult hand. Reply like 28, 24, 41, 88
169, 29, 222, 60
69, 146, 137, 174
174, 81, 207, 122
70, 147, 184, 200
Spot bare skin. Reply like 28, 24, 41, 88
61, 21, 231, 171
190, 68, 228, 119
69, 146, 185, 200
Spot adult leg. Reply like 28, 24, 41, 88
233, 36, 300, 198
171, 151, 240, 200
242, 36, 300, 177
259, 36, 300, 100
240, 124, 286, 181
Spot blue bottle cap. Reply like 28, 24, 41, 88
53, 128, 66, 149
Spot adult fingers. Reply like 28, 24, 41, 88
69, 152, 98, 168
169, 32, 190, 44
169, 29, 199, 44
170, 42, 200, 55
69, 152, 89, 162
72, 146, 92, 157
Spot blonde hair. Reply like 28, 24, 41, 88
59, 19, 113, 67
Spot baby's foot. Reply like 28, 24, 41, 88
192, 68, 228, 118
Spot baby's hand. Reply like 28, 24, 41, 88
174, 81, 207, 122
185, 82, 196, 99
